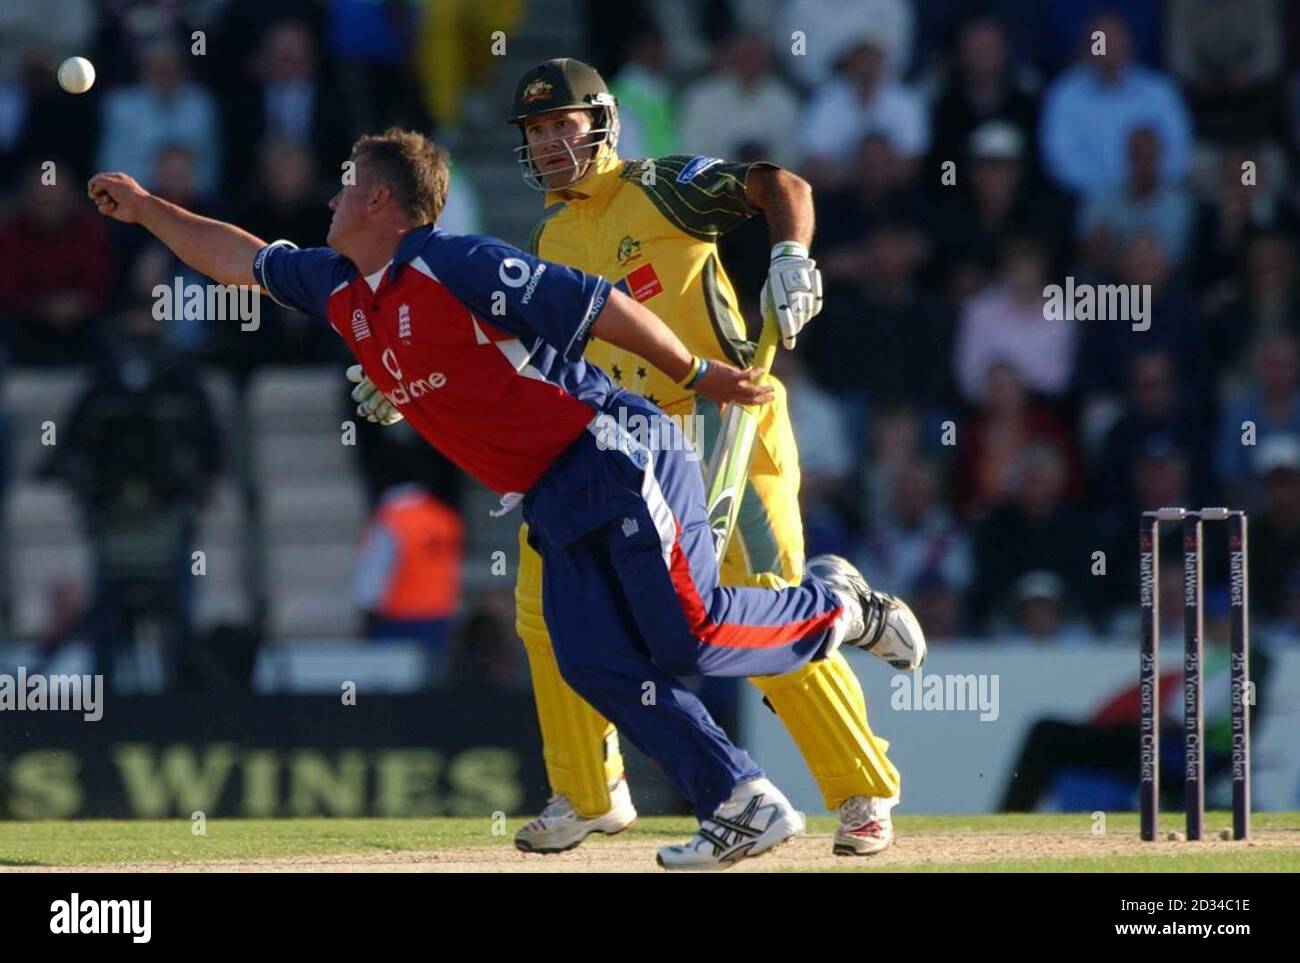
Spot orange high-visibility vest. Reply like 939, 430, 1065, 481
373, 491, 464, 619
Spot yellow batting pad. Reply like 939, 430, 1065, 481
749, 651, 900, 810
517, 526, 623, 818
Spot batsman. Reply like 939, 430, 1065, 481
354, 59, 919, 855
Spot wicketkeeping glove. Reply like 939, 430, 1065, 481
346, 364, 403, 426
761, 241, 824, 349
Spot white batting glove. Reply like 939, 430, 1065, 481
346, 364, 403, 426
761, 241, 824, 349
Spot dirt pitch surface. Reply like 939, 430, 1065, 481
10, 828, 1300, 873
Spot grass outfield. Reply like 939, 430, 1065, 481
2, 812, 1299, 871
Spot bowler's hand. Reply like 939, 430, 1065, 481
692, 362, 774, 407
87, 172, 150, 224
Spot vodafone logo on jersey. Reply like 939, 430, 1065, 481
380, 347, 447, 404
499, 257, 547, 304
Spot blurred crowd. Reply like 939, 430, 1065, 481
0, 0, 1298, 665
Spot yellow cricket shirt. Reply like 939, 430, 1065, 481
528, 151, 773, 417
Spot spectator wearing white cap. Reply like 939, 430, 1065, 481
1001, 570, 1094, 644
933, 120, 1072, 299
927, 17, 1039, 184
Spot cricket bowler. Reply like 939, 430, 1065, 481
87, 129, 924, 868
352, 60, 926, 857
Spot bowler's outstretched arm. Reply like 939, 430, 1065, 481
88, 172, 266, 288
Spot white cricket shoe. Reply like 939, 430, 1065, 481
514, 778, 637, 853
833, 795, 897, 856
808, 555, 927, 670
656, 777, 805, 870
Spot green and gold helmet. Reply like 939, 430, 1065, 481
507, 58, 620, 191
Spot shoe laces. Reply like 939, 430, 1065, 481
858, 591, 892, 650
839, 795, 894, 825
538, 794, 576, 820
838, 796, 874, 826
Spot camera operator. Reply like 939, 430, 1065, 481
43, 308, 222, 689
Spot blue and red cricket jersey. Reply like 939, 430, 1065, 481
255, 225, 615, 496
254, 225, 845, 817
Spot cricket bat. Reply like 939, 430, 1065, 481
703, 313, 781, 562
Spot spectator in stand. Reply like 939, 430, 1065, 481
448, 588, 529, 690
1248, 435, 1300, 627
967, 442, 1092, 632
953, 362, 1082, 521
778, 0, 914, 88
1191, 149, 1296, 306
97, 39, 221, 198
773, 351, 852, 511
434, 161, 484, 237
815, 133, 932, 253
954, 236, 1076, 406
1215, 333, 1300, 507
801, 35, 929, 188
927, 17, 1039, 184
992, 0, 1163, 79
0, 161, 110, 364
0, 47, 99, 177
325, 0, 425, 133
1073, 233, 1210, 423
238, 141, 333, 249
1099, 435, 1194, 622
808, 219, 954, 412
1207, 231, 1300, 390
1001, 571, 1093, 644
0, 346, 8, 516
1039, 12, 1192, 197
678, 31, 799, 169
610, 23, 678, 159
1093, 350, 1207, 514
1167, 0, 1284, 146
237, 141, 337, 364
121, 145, 256, 368
773, 350, 855, 555
859, 404, 923, 534
1077, 127, 1194, 269
933, 121, 1073, 300
221, 19, 351, 193
856, 458, 971, 628
352, 482, 464, 660
412, 0, 526, 137
41, 308, 221, 688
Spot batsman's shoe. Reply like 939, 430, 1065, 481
808, 554, 927, 671
514, 778, 636, 853
656, 778, 804, 870
833, 794, 897, 856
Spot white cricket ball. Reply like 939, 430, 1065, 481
57, 57, 96, 95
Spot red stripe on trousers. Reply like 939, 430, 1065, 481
664, 521, 841, 649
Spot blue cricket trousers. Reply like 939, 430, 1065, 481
523, 393, 844, 818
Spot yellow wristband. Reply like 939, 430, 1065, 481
677, 356, 702, 387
